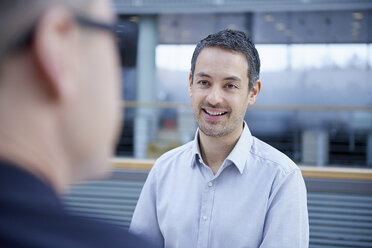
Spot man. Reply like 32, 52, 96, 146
130, 29, 309, 247
0, 0, 148, 247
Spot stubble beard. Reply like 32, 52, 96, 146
194, 107, 238, 138
193, 101, 248, 138
199, 122, 229, 137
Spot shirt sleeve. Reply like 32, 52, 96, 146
259, 169, 309, 248
129, 165, 164, 248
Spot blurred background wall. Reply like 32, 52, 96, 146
112, 0, 372, 168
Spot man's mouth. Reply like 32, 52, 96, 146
203, 109, 227, 116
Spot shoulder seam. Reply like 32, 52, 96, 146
249, 149, 298, 175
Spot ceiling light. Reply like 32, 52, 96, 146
352, 12, 363, 20
275, 23, 285, 31
264, 14, 274, 22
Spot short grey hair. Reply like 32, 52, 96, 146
0, 0, 89, 67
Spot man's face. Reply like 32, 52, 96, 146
189, 47, 255, 138
66, 0, 122, 179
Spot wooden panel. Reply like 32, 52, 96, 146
301, 166, 372, 181
111, 158, 154, 171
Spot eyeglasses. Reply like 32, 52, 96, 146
11, 15, 134, 65
76, 15, 125, 37
76, 15, 130, 65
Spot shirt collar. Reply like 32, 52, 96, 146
190, 122, 253, 174
226, 122, 253, 174
191, 130, 202, 168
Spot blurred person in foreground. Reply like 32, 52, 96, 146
0, 0, 149, 247
130, 29, 309, 248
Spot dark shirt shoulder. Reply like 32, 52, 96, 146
0, 162, 149, 248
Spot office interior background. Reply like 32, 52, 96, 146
115, 0, 372, 168
64, 1, 372, 247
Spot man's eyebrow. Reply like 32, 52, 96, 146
195, 72, 212, 78
195, 73, 241, 81
223, 76, 241, 82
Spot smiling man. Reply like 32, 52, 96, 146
130, 29, 309, 248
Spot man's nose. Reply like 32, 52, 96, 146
206, 86, 223, 106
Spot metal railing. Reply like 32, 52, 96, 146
118, 101, 372, 167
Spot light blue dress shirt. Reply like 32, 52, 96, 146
130, 123, 309, 248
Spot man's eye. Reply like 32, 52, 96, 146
226, 83, 236, 89
198, 80, 208, 86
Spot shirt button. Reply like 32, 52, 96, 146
208, 182, 213, 187
202, 216, 208, 221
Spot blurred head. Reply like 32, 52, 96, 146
0, 0, 122, 187
190, 29, 261, 90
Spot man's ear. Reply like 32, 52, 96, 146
32, 7, 77, 101
188, 73, 193, 98
248, 80, 261, 105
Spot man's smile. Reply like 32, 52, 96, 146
201, 106, 229, 122
203, 109, 228, 116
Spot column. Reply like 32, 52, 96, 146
367, 132, 372, 167
134, 15, 158, 158
302, 129, 329, 166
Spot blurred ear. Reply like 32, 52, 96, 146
248, 80, 261, 105
32, 7, 78, 101
188, 73, 193, 98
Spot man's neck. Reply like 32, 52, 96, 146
0, 55, 72, 194
198, 124, 244, 175
0, 125, 70, 194
0, 99, 70, 195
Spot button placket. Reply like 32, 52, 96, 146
197, 179, 216, 248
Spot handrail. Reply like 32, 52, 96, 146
111, 158, 372, 181
122, 101, 372, 112
112, 157, 155, 171
300, 166, 372, 181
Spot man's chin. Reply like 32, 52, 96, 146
199, 125, 226, 138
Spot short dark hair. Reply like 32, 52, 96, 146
190, 29, 260, 90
